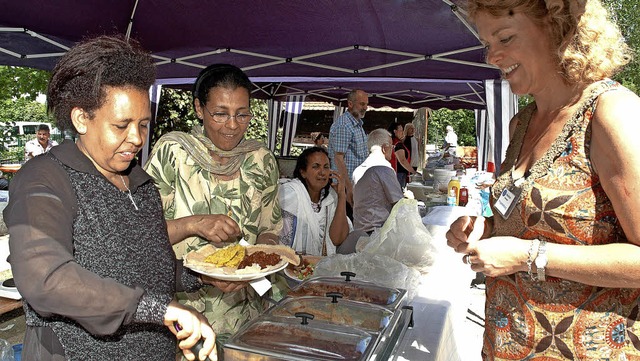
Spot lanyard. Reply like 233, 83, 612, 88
494, 167, 527, 220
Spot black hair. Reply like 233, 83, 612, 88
387, 122, 402, 140
47, 35, 156, 134
192, 64, 253, 106
314, 133, 325, 142
37, 124, 50, 132
293, 146, 331, 202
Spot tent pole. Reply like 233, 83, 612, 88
125, 0, 140, 41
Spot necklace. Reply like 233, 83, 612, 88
119, 175, 139, 211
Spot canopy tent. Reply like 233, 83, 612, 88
0, 0, 514, 168
0, 0, 499, 109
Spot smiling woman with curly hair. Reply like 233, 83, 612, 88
445, 0, 640, 360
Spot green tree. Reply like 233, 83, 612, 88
0, 66, 49, 102
427, 108, 477, 147
245, 99, 268, 144
0, 98, 49, 124
152, 88, 198, 146
603, 0, 639, 94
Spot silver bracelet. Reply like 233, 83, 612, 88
526, 239, 540, 280
535, 240, 548, 282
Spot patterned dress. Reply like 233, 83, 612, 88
145, 136, 282, 342
486, 80, 640, 360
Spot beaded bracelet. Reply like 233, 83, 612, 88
526, 239, 540, 280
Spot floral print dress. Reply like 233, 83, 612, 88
145, 136, 282, 342
486, 80, 640, 360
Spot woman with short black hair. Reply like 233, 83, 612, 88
6, 35, 217, 361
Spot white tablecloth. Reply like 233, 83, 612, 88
395, 208, 482, 361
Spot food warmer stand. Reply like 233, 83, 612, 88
224, 271, 414, 361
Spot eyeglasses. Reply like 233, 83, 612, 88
203, 106, 254, 124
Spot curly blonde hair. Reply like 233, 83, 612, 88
465, 0, 632, 85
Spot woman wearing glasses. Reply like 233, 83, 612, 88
145, 64, 282, 344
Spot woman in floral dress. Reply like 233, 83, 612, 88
145, 64, 282, 345
446, 0, 640, 359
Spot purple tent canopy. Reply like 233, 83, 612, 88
0, 0, 499, 109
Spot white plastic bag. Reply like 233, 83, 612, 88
313, 253, 421, 300
0, 191, 8, 236
0, 339, 14, 361
356, 198, 437, 273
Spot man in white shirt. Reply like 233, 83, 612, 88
352, 128, 404, 234
444, 125, 458, 155
24, 124, 58, 161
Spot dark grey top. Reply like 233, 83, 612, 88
4, 141, 200, 360
352, 166, 404, 233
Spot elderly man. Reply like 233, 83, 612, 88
328, 89, 369, 205
24, 124, 58, 161
352, 128, 404, 235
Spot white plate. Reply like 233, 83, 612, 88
186, 261, 288, 281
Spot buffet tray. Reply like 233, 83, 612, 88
224, 272, 413, 361
286, 273, 407, 312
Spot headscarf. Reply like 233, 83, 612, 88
150, 124, 262, 176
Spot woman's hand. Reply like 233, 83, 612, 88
190, 215, 241, 244
446, 216, 485, 253
447, 216, 528, 277
164, 301, 217, 361
201, 276, 248, 293
329, 171, 346, 196
461, 236, 530, 277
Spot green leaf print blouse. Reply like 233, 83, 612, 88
144, 134, 283, 338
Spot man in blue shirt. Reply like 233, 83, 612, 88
328, 89, 368, 206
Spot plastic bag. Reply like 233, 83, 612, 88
313, 253, 421, 300
0, 339, 14, 361
0, 191, 8, 236
356, 198, 437, 273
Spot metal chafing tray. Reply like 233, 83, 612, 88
225, 316, 376, 361
224, 272, 414, 361
267, 296, 394, 333
286, 272, 407, 311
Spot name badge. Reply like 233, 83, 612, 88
495, 185, 522, 219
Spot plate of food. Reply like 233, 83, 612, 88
283, 255, 322, 283
184, 243, 300, 281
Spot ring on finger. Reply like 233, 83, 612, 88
463, 254, 471, 264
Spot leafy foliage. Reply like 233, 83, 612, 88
427, 108, 477, 147
152, 88, 198, 146
0, 66, 49, 102
0, 98, 49, 124
245, 99, 268, 144
603, 0, 639, 95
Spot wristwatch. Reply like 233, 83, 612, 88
535, 240, 547, 281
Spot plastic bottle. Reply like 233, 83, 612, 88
447, 176, 460, 206
459, 187, 468, 206
447, 189, 457, 207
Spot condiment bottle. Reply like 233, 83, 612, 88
459, 187, 469, 206
447, 189, 457, 206
447, 176, 460, 206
